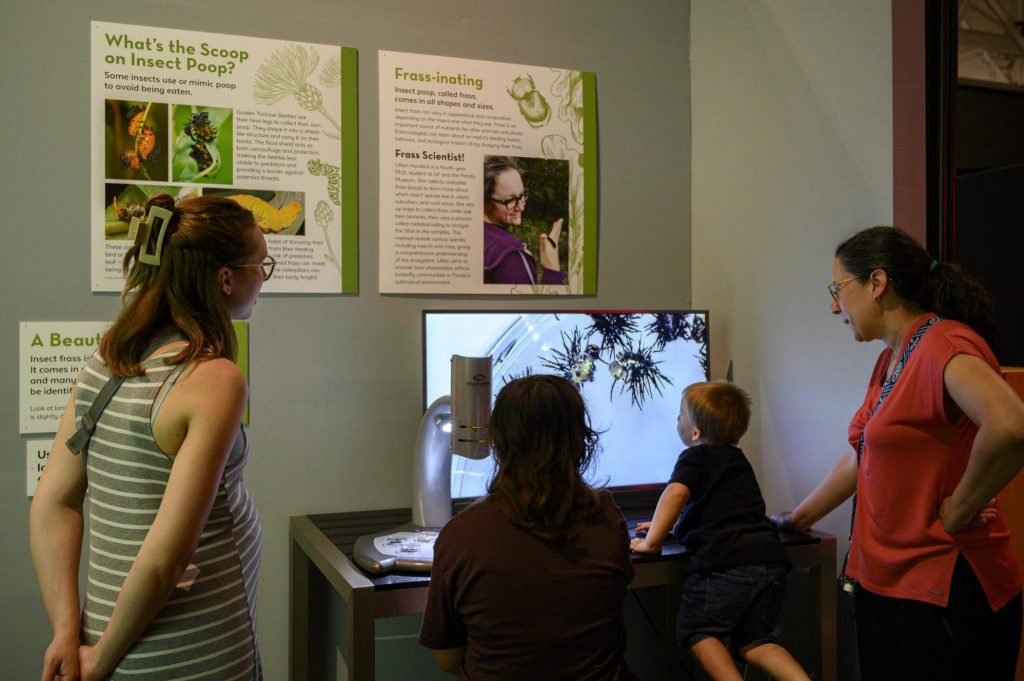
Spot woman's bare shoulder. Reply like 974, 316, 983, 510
167, 358, 247, 415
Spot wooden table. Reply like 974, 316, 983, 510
290, 507, 836, 681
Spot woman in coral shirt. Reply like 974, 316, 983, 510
777, 226, 1024, 680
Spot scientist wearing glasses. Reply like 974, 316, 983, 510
482, 155, 566, 286
776, 226, 1024, 680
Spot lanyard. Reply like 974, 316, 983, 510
855, 316, 942, 464
840, 316, 942, 592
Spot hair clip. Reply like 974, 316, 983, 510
127, 206, 174, 266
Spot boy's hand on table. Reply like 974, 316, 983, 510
630, 536, 662, 554
630, 523, 661, 553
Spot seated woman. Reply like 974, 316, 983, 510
419, 375, 636, 680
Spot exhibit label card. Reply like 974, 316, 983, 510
27, 439, 51, 497
378, 51, 597, 295
20, 322, 109, 434
91, 21, 358, 293
20, 320, 250, 434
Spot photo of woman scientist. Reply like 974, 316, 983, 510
30, 194, 271, 680
775, 226, 1024, 680
483, 155, 568, 286
419, 375, 637, 680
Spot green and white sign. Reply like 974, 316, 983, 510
91, 21, 358, 293
378, 51, 597, 295
20, 322, 109, 434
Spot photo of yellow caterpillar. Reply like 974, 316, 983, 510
209, 189, 305, 235
102, 185, 303, 239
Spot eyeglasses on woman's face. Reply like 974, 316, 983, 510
231, 254, 276, 281
827, 275, 858, 301
489, 188, 530, 210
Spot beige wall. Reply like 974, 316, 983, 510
691, 0, 893, 554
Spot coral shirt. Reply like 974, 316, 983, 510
847, 315, 1022, 610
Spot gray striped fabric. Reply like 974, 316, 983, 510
76, 348, 262, 680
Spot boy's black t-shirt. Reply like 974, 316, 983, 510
669, 443, 790, 573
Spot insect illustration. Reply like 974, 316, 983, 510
507, 74, 550, 128
308, 159, 341, 206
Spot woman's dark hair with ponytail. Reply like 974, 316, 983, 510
100, 193, 258, 377
835, 226, 996, 344
487, 374, 603, 543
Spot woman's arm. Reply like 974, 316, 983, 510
779, 448, 859, 530
79, 359, 247, 679
939, 354, 1024, 534
630, 482, 689, 553
30, 392, 88, 681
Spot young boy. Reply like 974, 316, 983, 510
631, 381, 809, 681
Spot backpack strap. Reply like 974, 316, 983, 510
65, 330, 186, 457
66, 374, 125, 455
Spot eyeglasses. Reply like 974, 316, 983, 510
231, 254, 276, 281
827, 275, 858, 301
489, 188, 530, 210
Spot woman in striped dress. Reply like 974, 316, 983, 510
30, 194, 271, 680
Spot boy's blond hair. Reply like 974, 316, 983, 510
682, 381, 751, 446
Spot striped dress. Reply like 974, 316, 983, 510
76, 347, 262, 680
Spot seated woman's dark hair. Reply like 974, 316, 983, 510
487, 374, 602, 542
100, 193, 258, 376
836, 226, 996, 344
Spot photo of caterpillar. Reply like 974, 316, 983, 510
102, 183, 197, 240
207, 188, 305, 236
104, 100, 169, 182
172, 105, 234, 184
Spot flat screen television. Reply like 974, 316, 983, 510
423, 310, 710, 499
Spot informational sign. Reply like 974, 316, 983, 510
21, 321, 251, 490
20, 320, 249, 432
378, 51, 597, 295
20, 322, 109, 434
27, 439, 51, 497
91, 21, 358, 293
